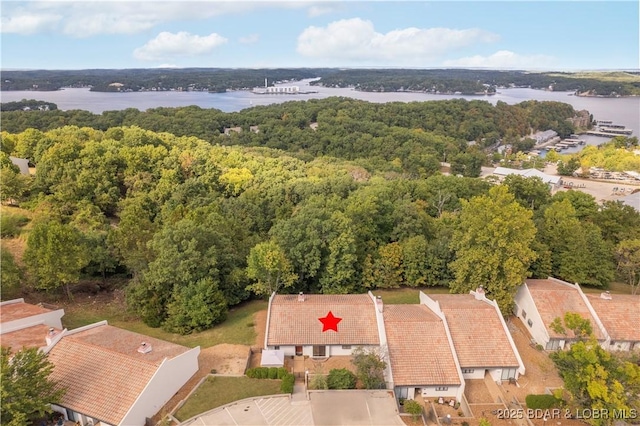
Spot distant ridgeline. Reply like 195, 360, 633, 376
1, 68, 639, 96
0, 68, 333, 93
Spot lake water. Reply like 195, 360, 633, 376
1, 78, 638, 141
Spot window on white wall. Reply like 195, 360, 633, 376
522, 310, 527, 319
527, 319, 533, 327
462, 369, 474, 374
274, 346, 280, 350
342, 345, 351, 350
435, 387, 448, 391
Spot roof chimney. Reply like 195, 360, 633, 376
45, 327, 58, 346
298, 292, 305, 302
376, 295, 384, 313
137, 342, 152, 354
474, 285, 486, 300
600, 291, 612, 300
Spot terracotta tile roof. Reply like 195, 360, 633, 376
266, 294, 380, 346
1, 324, 60, 353
586, 294, 640, 342
427, 294, 520, 368
0, 301, 51, 323
525, 279, 605, 340
383, 305, 461, 387
70, 324, 189, 364
48, 325, 191, 425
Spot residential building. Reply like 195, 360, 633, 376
0, 298, 65, 353
264, 293, 380, 358
383, 302, 463, 402
0, 298, 200, 426
425, 290, 525, 382
585, 293, 640, 351
513, 278, 608, 350
48, 321, 200, 426
492, 167, 562, 190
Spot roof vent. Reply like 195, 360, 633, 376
376, 295, 384, 313
137, 342, 152, 354
600, 291, 612, 300
45, 327, 58, 346
474, 285, 486, 300
298, 292, 305, 302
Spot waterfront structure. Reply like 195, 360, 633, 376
491, 167, 562, 190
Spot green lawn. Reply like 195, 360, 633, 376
582, 281, 635, 295
174, 376, 283, 422
62, 299, 267, 348
371, 286, 451, 304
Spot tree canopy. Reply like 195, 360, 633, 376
1, 347, 65, 426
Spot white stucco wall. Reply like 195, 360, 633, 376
268, 344, 376, 358
50, 405, 109, 426
420, 385, 461, 401
119, 346, 200, 426
514, 285, 550, 347
461, 369, 485, 380
0, 300, 65, 333
609, 341, 632, 351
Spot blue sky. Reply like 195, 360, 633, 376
1, 1, 638, 70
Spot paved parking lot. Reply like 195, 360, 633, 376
181, 389, 403, 426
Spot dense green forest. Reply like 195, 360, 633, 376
2, 114, 639, 333
0, 97, 580, 176
0, 68, 333, 92
313, 69, 640, 96
2, 68, 639, 96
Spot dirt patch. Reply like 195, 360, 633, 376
465, 380, 496, 403
253, 309, 267, 349
506, 317, 564, 399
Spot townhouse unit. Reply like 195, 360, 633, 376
0, 299, 200, 426
514, 277, 639, 352
264, 289, 527, 402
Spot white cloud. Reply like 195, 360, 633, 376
0, 13, 61, 34
307, 4, 342, 17
443, 50, 555, 69
1, 1, 264, 37
133, 31, 228, 61
239, 33, 260, 44
297, 18, 499, 63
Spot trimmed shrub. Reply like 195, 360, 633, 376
281, 373, 295, 394
268, 367, 278, 379
525, 394, 560, 409
404, 400, 422, 420
246, 367, 269, 379
327, 368, 357, 389
277, 367, 288, 379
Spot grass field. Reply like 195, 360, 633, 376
174, 376, 283, 422
62, 297, 267, 348
370, 286, 451, 304
547, 71, 640, 83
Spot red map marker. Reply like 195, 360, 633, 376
319, 311, 342, 332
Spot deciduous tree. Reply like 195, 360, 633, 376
1, 347, 65, 425
246, 240, 296, 297
450, 185, 537, 314
23, 219, 89, 299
